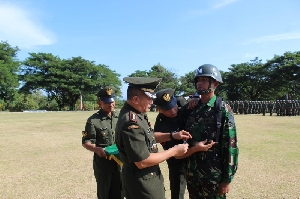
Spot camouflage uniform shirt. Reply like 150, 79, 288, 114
184, 95, 239, 199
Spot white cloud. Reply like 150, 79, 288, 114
184, 0, 239, 19
0, 2, 55, 49
243, 32, 300, 45
212, 0, 240, 10
244, 53, 258, 58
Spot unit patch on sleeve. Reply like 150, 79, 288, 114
129, 111, 138, 123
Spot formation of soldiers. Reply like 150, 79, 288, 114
227, 100, 300, 116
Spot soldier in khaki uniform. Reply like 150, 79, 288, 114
115, 77, 191, 199
82, 87, 122, 199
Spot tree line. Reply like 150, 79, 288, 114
0, 41, 299, 111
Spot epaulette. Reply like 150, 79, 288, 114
129, 111, 138, 123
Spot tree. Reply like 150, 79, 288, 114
222, 58, 273, 101
0, 41, 20, 103
264, 51, 300, 99
20, 53, 121, 110
178, 71, 196, 96
129, 63, 180, 94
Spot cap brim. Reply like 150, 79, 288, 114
100, 97, 115, 103
144, 92, 157, 99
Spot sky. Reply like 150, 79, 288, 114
1, 0, 300, 98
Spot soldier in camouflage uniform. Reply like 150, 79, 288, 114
180, 64, 239, 199
261, 101, 266, 116
268, 101, 275, 116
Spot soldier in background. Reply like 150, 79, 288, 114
281, 100, 286, 116
268, 101, 275, 116
261, 101, 266, 116
238, 101, 244, 114
275, 100, 281, 116
82, 87, 122, 199
286, 100, 293, 116
244, 100, 249, 114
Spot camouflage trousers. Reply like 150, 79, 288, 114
186, 176, 226, 199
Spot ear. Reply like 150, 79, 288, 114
213, 81, 219, 88
132, 96, 139, 104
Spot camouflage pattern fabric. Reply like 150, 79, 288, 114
184, 95, 239, 199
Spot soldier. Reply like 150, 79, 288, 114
261, 101, 266, 116
275, 100, 281, 116
238, 101, 244, 114
115, 77, 191, 199
82, 87, 122, 199
177, 64, 239, 198
156, 89, 188, 199
154, 88, 212, 199
244, 100, 249, 114
268, 101, 275, 116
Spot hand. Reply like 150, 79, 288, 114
218, 182, 230, 196
188, 98, 199, 109
195, 139, 216, 151
173, 130, 192, 140
172, 143, 189, 156
94, 147, 107, 157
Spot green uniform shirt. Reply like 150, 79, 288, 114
82, 109, 119, 171
116, 103, 165, 199
184, 95, 239, 198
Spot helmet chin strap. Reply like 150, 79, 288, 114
197, 87, 215, 94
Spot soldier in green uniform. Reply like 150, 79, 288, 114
115, 77, 191, 199
178, 64, 239, 199
82, 87, 122, 199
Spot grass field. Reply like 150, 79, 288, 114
1, 111, 300, 199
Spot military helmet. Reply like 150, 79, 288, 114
194, 64, 223, 83
194, 64, 222, 94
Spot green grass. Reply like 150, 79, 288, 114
0, 112, 299, 199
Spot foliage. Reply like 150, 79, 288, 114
178, 71, 196, 96
222, 58, 276, 100
20, 53, 122, 110
1, 39, 300, 111
9, 93, 39, 112
264, 51, 300, 99
129, 63, 180, 94
0, 41, 20, 102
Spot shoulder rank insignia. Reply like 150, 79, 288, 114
127, 125, 139, 129
129, 111, 138, 123
82, 131, 88, 137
